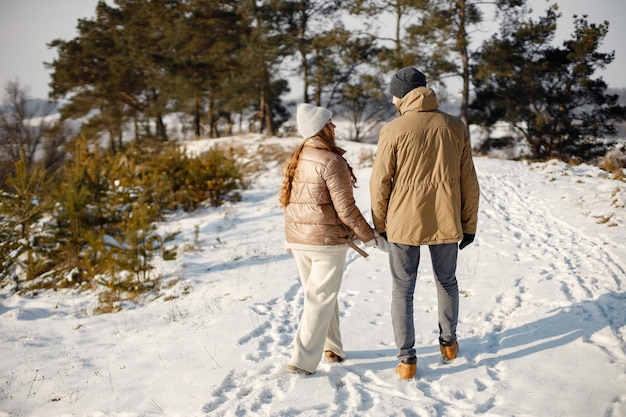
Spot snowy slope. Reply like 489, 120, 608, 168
1, 135, 625, 417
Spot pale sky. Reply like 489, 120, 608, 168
0, 0, 624, 100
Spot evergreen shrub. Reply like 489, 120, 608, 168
0, 137, 245, 312
601, 147, 626, 180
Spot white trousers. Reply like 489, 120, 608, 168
290, 248, 348, 373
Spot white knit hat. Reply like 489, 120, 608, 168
296, 103, 332, 139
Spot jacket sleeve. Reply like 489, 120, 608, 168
369, 128, 395, 233
324, 156, 375, 243
459, 129, 480, 234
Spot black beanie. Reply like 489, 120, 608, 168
390, 67, 427, 98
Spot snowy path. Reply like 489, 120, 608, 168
1, 137, 625, 417
197, 148, 626, 417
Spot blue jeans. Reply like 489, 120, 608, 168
389, 243, 459, 363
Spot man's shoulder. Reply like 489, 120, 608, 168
436, 110, 465, 125
383, 110, 464, 130
421, 110, 467, 134
380, 115, 406, 134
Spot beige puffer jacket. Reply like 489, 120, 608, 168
284, 137, 375, 251
369, 87, 480, 246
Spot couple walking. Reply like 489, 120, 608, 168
279, 67, 480, 380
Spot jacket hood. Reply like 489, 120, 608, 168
397, 86, 439, 115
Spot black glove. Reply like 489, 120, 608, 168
459, 233, 475, 250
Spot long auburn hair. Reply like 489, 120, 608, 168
279, 123, 357, 207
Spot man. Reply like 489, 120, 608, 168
370, 67, 480, 380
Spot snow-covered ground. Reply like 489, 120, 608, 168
1, 134, 625, 417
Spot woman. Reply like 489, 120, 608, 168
279, 103, 383, 375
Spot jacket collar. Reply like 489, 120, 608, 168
305, 137, 346, 155
397, 86, 439, 115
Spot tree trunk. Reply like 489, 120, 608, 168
259, 89, 266, 133
459, 0, 470, 128
194, 97, 202, 137
264, 96, 274, 136
301, 50, 309, 103
157, 116, 168, 141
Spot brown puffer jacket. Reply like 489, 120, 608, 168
284, 137, 375, 250
369, 87, 480, 246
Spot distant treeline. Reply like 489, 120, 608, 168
5, 1, 626, 157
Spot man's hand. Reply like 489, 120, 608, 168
459, 233, 475, 250
374, 231, 388, 253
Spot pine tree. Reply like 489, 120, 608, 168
49, 135, 119, 286
470, 4, 626, 160
0, 154, 51, 292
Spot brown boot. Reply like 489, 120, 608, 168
395, 362, 417, 380
440, 341, 459, 364
324, 350, 344, 363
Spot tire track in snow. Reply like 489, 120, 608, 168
430, 159, 626, 416
476, 160, 625, 350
